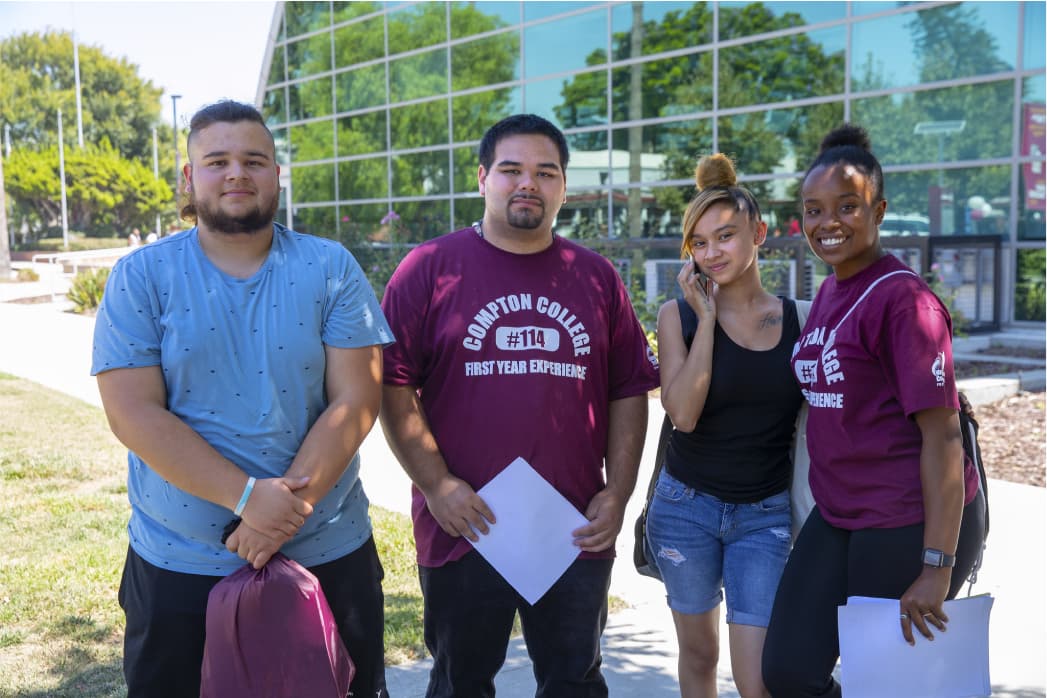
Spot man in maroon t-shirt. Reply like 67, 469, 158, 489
380, 114, 659, 697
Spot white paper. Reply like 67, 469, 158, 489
838, 594, 994, 698
469, 457, 589, 604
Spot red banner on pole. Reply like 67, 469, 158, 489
1022, 103, 1046, 212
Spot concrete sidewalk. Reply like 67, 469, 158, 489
0, 297, 1044, 697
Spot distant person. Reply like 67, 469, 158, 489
127, 228, 141, 247
92, 100, 394, 698
379, 113, 660, 696
145, 230, 158, 244
787, 217, 801, 236
649, 154, 806, 698
762, 124, 986, 697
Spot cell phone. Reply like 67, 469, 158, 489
694, 261, 709, 294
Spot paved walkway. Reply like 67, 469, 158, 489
0, 291, 1043, 697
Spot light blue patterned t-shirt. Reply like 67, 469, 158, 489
92, 224, 394, 575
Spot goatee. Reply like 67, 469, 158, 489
506, 197, 545, 230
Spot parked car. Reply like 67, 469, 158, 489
880, 213, 930, 236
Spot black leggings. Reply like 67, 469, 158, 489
762, 489, 986, 698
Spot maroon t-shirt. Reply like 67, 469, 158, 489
382, 228, 660, 566
791, 254, 979, 530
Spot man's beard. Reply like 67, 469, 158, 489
505, 196, 545, 230
192, 191, 279, 234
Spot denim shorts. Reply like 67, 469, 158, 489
645, 469, 791, 626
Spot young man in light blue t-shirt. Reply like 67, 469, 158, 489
92, 101, 394, 698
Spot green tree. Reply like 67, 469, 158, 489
0, 31, 163, 161
4, 142, 170, 236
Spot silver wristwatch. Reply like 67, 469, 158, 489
922, 547, 956, 568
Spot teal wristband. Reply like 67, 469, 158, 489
233, 477, 256, 517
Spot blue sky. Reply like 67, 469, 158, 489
0, 1, 277, 124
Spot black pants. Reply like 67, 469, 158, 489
762, 489, 986, 698
119, 537, 388, 698
418, 551, 614, 698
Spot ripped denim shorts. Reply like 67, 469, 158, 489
645, 469, 791, 626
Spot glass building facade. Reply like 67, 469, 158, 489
258, 0, 1046, 328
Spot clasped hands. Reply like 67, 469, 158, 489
224, 476, 313, 569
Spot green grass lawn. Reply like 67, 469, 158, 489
0, 372, 426, 697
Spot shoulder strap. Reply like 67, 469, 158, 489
832, 269, 918, 332
675, 297, 698, 349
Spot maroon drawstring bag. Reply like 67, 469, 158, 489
199, 553, 354, 698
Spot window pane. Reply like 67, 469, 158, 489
611, 2, 712, 60
292, 205, 337, 236
390, 47, 448, 103
452, 88, 521, 143
453, 146, 480, 194
290, 120, 335, 161
334, 16, 386, 66
719, 2, 844, 40
333, 1, 379, 24
611, 54, 712, 122
852, 5, 1016, 91
719, 102, 843, 186
453, 196, 484, 229
285, 1, 331, 38
527, 72, 605, 130
557, 188, 608, 239
287, 33, 332, 80
853, 81, 1014, 166
524, 11, 607, 79
336, 64, 386, 112
881, 166, 1009, 237
524, 2, 594, 23
267, 45, 286, 86
451, 33, 520, 91
390, 101, 449, 149
719, 27, 845, 108
566, 129, 608, 185
289, 77, 334, 120
1025, 1, 1046, 69
263, 88, 287, 127
611, 120, 712, 185
392, 199, 451, 242
273, 128, 290, 166
451, 2, 520, 39
388, 2, 447, 53
1015, 249, 1046, 321
338, 156, 388, 200
291, 164, 336, 203
336, 201, 387, 246
338, 111, 387, 157
392, 150, 451, 196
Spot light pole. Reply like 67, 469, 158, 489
153, 126, 161, 238
171, 94, 182, 205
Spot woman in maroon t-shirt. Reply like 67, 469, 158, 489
762, 124, 987, 698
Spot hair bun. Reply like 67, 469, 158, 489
694, 153, 738, 191
820, 123, 872, 153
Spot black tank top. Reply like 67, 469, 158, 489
664, 297, 803, 503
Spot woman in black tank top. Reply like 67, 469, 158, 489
647, 153, 805, 698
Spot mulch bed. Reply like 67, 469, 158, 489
974, 391, 1045, 488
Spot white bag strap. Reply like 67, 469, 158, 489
830, 269, 918, 333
